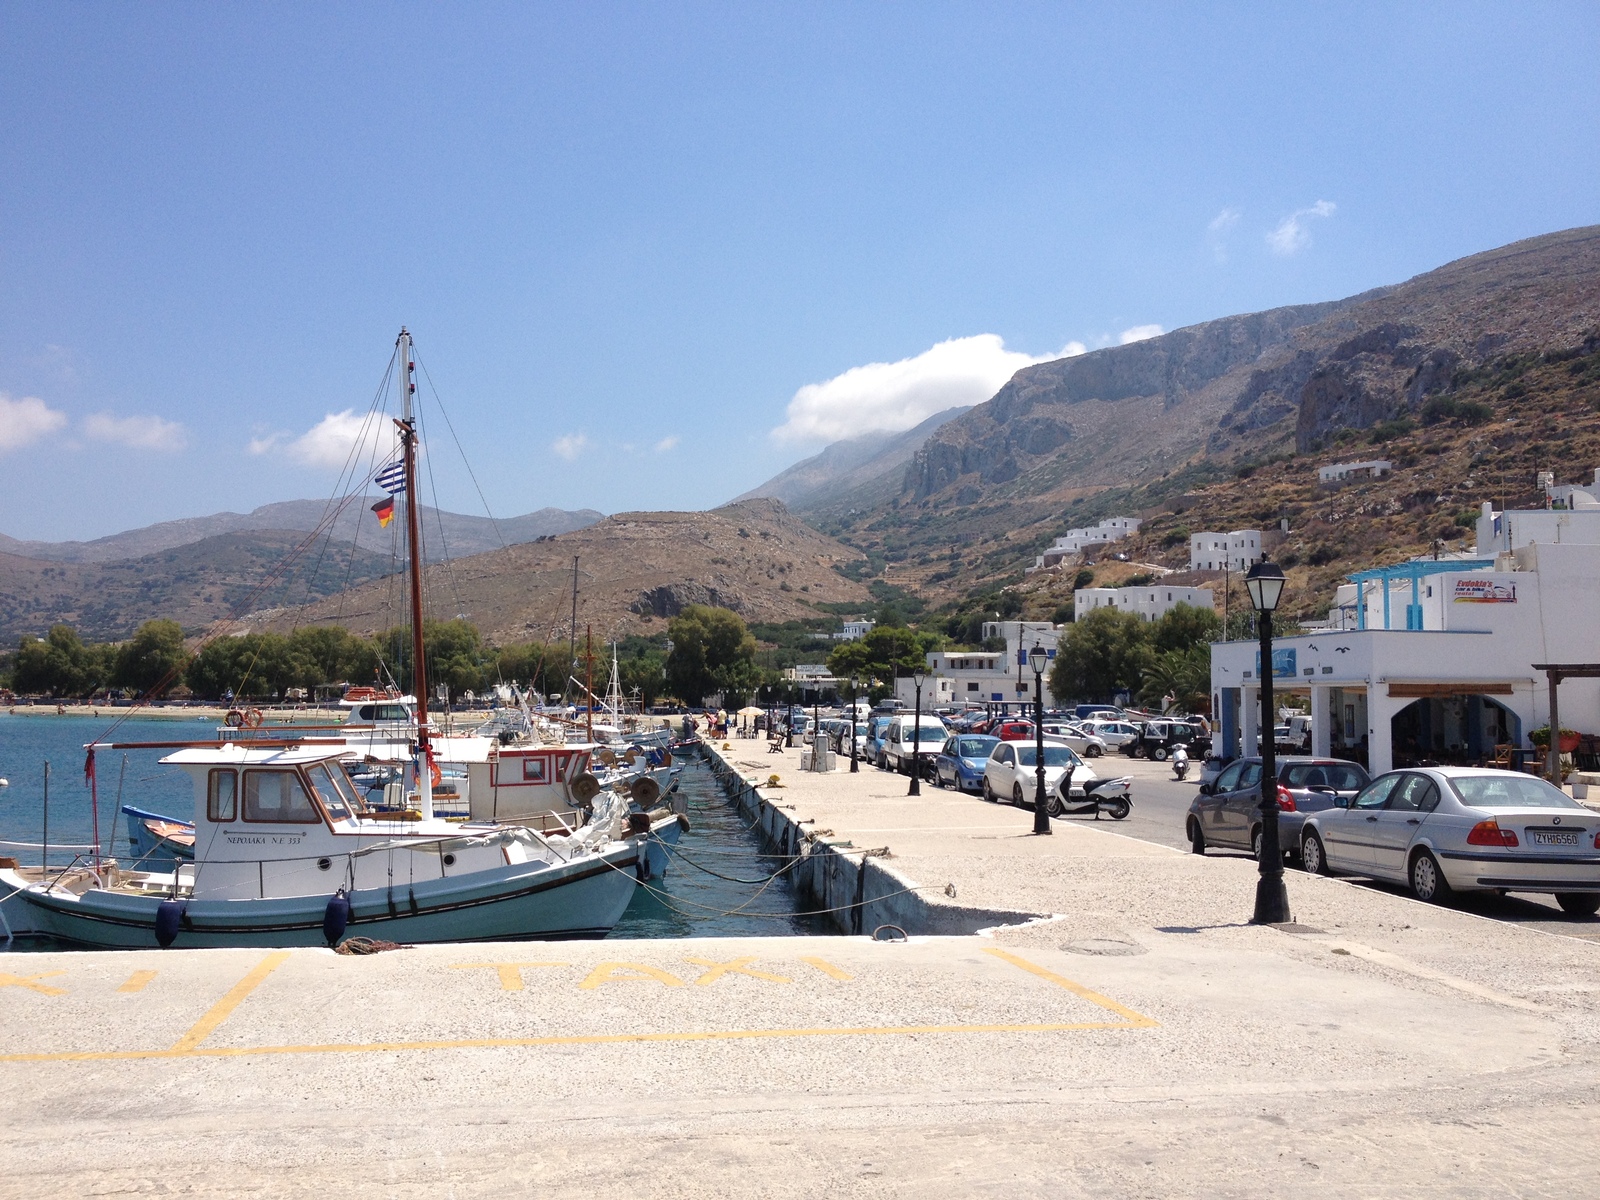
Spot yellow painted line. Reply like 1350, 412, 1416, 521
0, 1019, 1150, 1063
683, 956, 791, 985
450, 962, 570, 992
168, 951, 292, 1053
118, 970, 158, 994
799, 956, 853, 981
0, 971, 67, 996
577, 962, 686, 989
983, 948, 1159, 1028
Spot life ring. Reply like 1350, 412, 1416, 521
244, 708, 264, 729
224, 709, 245, 729
430, 758, 443, 789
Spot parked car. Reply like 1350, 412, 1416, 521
1122, 719, 1202, 761
1081, 718, 1141, 751
1041, 721, 1107, 757
1074, 704, 1123, 722
882, 714, 950, 774
1187, 756, 1371, 860
866, 715, 894, 765
1299, 768, 1600, 912
983, 740, 1096, 806
934, 734, 1001, 792
1197, 754, 1235, 789
991, 719, 1037, 742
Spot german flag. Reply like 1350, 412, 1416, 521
371, 496, 395, 527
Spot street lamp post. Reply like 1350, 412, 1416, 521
909, 668, 925, 796
1246, 559, 1291, 924
849, 674, 860, 773
1028, 645, 1052, 835
813, 691, 822, 768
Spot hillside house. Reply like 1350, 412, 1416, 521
1189, 530, 1262, 572
1027, 516, 1142, 571
1074, 585, 1215, 623
1317, 460, 1392, 485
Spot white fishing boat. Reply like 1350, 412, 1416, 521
4, 329, 669, 947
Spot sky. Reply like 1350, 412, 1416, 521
1, 2, 1597, 542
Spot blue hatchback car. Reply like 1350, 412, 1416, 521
865, 715, 895, 768
934, 734, 1001, 793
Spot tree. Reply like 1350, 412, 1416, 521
1151, 602, 1221, 655
827, 625, 940, 687
13, 625, 114, 696
186, 633, 303, 698
1139, 645, 1212, 715
665, 606, 758, 705
1048, 608, 1153, 703
112, 620, 191, 696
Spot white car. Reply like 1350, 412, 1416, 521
882, 714, 950, 774
1081, 719, 1141, 750
1041, 722, 1107, 758
982, 740, 1097, 806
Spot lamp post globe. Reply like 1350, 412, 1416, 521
1028, 645, 1052, 835
1245, 559, 1291, 924
909, 668, 925, 796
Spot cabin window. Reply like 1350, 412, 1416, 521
305, 763, 356, 822
522, 757, 548, 782
357, 705, 376, 720
242, 770, 320, 823
208, 769, 237, 822
375, 705, 408, 722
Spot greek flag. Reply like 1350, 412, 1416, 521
374, 460, 407, 495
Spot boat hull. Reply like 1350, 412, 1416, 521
8, 843, 643, 950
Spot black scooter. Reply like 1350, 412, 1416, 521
1049, 765, 1133, 820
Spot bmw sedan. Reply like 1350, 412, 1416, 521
933, 734, 1000, 792
1300, 767, 1600, 914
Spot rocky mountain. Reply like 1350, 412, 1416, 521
0, 500, 603, 564
245, 498, 872, 646
816, 226, 1600, 598
733, 406, 971, 511
0, 531, 396, 644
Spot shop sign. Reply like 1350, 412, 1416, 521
1253, 648, 1297, 679
1452, 578, 1517, 604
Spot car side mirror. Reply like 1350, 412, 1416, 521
1198, 782, 1213, 796
1333, 795, 1350, 808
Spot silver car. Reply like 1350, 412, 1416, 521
1188, 756, 1369, 860
1300, 767, 1600, 914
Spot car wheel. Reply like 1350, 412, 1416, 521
982, 779, 997, 803
1085, 744, 1102, 757
1012, 784, 1026, 808
1106, 798, 1130, 820
1250, 825, 1263, 861
1409, 849, 1453, 905
1188, 818, 1206, 855
1556, 893, 1600, 917
1301, 831, 1329, 876
1154, 747, 1168, 761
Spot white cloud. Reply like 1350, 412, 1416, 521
1266, 200, 1336, 256
654, 435, 679, 453
0, 392, 67, 453
254, 409, 395, 469
552, 433, 588, 461
772, 334, 1086, 443
1118, 325, 1165, 345
1206, 207, 1241, 262
83, 412, 188, 452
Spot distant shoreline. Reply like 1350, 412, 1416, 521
1, 705, 344, 722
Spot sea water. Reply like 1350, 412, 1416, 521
0, 713, 821, 943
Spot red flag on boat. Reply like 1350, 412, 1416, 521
84, 746, 95, 784
371, 497, 395, 527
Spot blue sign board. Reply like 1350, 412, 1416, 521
1254, 648, 1297, 679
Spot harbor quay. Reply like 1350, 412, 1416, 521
2, 744, 1598, 1196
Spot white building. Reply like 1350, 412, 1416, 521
1210, 540, 1600, 776
1547, 467, 1600, 510
900, 650, 1011, 709
1477, 495, 1600, 556
1189, 530, 1262, 572
784, 663, 838, 698
833, 620, 875, 641
1028, 516, 1142, 571
1074, 585, 1215, 623
1318, 460, 1392, 485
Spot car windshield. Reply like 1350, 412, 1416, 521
1015, 745, 1078, 767
957, 737, 999, 758
1282, 763, 1368, 791
1449, 774, 1588, 810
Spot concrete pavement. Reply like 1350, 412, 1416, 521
1, 740, 1598, 1196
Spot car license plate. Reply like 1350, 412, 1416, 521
1531, 830, 1579, 846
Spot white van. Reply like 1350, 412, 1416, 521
882, 714, 950, 774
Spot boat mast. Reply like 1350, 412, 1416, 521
568, 556, 579, 700
584, 624, 594, 743
397, 328, 433, 820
